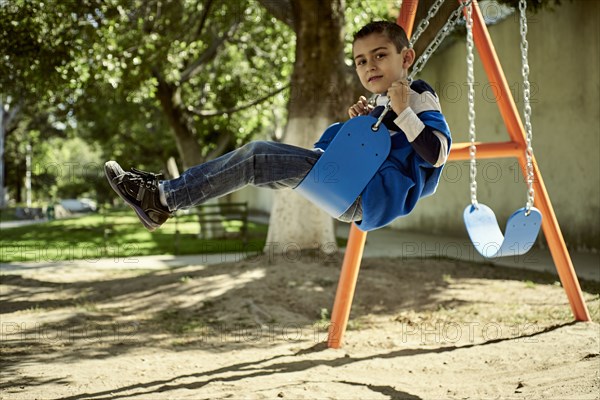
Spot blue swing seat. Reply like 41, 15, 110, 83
295, 115, 391, 219
463, 203, 542, 258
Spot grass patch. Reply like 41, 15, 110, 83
524, 280, 536, 289
0, 208, 18, 222
1, 208, 268, 263
153, 308, 207, 335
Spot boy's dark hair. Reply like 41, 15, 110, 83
353, 21, 410, 53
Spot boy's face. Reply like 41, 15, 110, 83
353, 33, 413, 94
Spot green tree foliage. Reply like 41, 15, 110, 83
0, 0, 99, 97
76, 0, 294, 168
33, 136, 104, 200
0, 0, 93, 204
1, 0, 295, 203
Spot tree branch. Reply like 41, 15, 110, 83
256, 0, 294, 28
180, 21, 241, 84
185, 85, 289, 117
1, 99, 22, 134
142, 1, 162, 34
195, 0, 215, 39
205, 131, 233, 161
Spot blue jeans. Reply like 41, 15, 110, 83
162, 141, 362, 222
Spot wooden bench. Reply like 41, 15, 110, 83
15, 207, 45, 220
196, 202, 249, 243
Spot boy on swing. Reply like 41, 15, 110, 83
105, 21, 451, 232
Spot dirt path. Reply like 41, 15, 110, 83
1, 256, 599, 399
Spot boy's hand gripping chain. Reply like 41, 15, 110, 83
371, 0, 473, 132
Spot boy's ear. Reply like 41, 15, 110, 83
403, 48, 416, 67
403, 48, 416, 68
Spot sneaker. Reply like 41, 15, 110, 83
104, 161, 172, 231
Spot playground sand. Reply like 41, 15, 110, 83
1, 255, 599, 399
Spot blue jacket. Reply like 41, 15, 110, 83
313, 80, 452, 231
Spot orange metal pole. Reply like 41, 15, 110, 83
466, 0, 590, 321
327, 224, 368, 348
448, 141, 521, 160
517, 154, 590, 321
327, 1, 421, 349
397, 0, 420, 38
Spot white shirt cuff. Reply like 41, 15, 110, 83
393, 107, 425, 142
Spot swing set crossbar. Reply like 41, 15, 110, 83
448, 141, 521, 160
327, 0, 591, 349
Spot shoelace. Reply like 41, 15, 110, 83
129, 168, 162, 190
115, 168, 162, 200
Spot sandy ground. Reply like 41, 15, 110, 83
1, 254, 599, 399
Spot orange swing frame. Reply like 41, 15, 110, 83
327, 0, 591, 349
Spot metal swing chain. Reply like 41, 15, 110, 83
519, 0, 536, 214
369, 0, 446, 109
372, 0, 473, 131
409, 0, 473, 82
409, 0, 447, 48
465, 2, 478, 207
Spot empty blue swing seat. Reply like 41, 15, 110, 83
295, 116, 391, 219
464, 203, 542, 258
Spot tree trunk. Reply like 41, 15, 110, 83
155, 75, 225, 238
266, 0, 350, 253
155, 77, 204, 169
0, 97, 22, 208
0, 97, 4, 208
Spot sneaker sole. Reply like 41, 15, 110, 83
104, 161, 159, 232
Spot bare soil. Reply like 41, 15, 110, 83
1, 254, 599, 399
